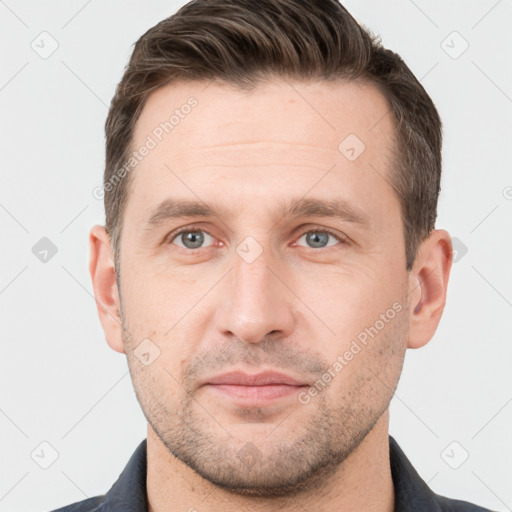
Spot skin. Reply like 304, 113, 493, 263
89, 77, 452, 512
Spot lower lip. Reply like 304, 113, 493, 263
206, 384, 307, 404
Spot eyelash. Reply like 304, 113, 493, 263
166, 224, 348, 251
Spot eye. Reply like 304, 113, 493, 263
170, 228, 216, 250
294, 229, 345, 249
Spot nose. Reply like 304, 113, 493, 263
216, 246, 295, 344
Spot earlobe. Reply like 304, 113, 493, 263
407, 229, 453, 349
89, 224, 125, 354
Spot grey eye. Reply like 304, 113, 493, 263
296, 231, 339, 249
172, 230, 214, 250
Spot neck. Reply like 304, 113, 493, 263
146, 410, 395, 512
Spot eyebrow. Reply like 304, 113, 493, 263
145, 197, 372, 230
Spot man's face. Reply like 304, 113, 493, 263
118, 78, 411, 496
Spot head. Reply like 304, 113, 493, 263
90, 0, 452, 498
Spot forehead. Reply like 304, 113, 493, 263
132, 77, 393, 157
125, 77, 397, 228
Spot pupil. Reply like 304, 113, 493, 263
307, 232, 328, 248
183, 231, 203, 248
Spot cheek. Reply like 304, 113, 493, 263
325, 303, 408, 410
121, 260, 193, 328
293, 264, 404, 340
127, 359, 176, 421
295, 265, 408, 401
120, 266, 209, 376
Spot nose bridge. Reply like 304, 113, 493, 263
218, 240, 294, 343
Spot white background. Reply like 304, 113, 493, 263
1, 1, 511, 511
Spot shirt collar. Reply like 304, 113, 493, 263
100, 435, 441, 511
389, 435, 441, 511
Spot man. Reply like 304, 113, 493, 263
51, 0, 494, 510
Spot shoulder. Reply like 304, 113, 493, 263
434, 493, 497, 512
48, 494, 106, 512
47, 438, 148, 512
389, 435, 496, 512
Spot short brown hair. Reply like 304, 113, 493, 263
104, 0, 442, 274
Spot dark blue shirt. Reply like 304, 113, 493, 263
50, 435, 495, 511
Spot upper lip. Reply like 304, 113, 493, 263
204, 370, 308, 387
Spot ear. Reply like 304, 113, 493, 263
89, 225, 125, 354
407, 229, 453, 349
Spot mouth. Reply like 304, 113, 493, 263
201, 370, 310, 406
205, 383, 308, 403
